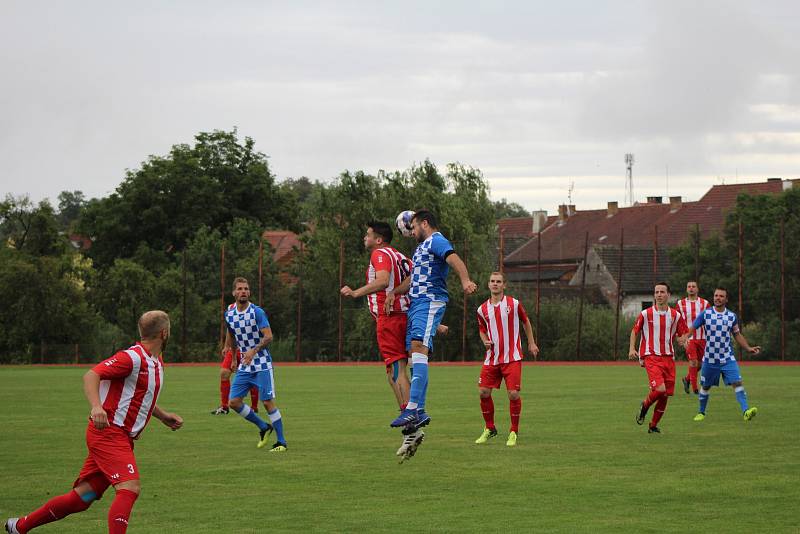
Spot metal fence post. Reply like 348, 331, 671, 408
576, 232, 589, 360
338, 239, 344, 362
613, 228, 624, 360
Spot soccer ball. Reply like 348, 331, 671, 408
395, 210, 415, 238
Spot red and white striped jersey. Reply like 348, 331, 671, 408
92, 343, 164, 439
366, 246, 411, 317
477, 296, 529, 365
676, 297, 710, 340
632, 306, 688, 357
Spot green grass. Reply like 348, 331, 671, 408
1, 364, 798, 533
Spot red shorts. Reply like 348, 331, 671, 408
644, 356, 676, 396
377, 313, 408, 368
220, 349, 241, 369
478, 361, 522, 391
75, 423, 138, 489
686, 340, 706, 361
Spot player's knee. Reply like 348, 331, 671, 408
731, 381, 743, 388
229, 397, 243, 409
655, 384, 667, 393
478, 388, 492, 398
220, 368, 232, 380
508, 390, 520, 401
116, 479, 141, 495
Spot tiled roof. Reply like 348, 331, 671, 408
262, 230, 301, 263
594, 246, 679, 294
504, 180, 789, 265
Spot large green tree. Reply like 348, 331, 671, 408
78, 129, 300, 270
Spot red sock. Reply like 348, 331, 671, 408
689, 366, 699, 391
16, 490, 91, 533
509, 398, 522, 433
643, 388, 663, 409
108, 489, 138, 534
250, 387, 259, 410
220, 379, 230, 408
480, 396, 495, 430
650, 396, 669, 428
400, 403, 407, 410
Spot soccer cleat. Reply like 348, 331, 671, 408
5, 518, 20, 534
693, 390, 699, 395
256, 425, 274, 448
414, 410, 431, 429
210, 406, 229, 415
636, 402, 648, 425
397, 429, 423, 456
269, 441, 288, 452
693, 413, 705, 422
743, 407, 758, 421
681, 377, 691, 394
398, 431, 425, 463
390, 408, 418, 428
648, 426, 661, 434
506, 431, 518, 447
475, 428, 498, 444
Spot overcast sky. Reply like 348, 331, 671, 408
1, 1, 798, 215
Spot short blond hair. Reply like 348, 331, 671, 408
232, 277, 249, 291
138, 310, 170, 340
489, 271, 507, 283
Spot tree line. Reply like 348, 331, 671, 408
1, 129, 797, 361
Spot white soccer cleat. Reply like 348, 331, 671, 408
397, 430, 425, 463
5, 518, 21, 534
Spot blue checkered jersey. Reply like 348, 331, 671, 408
409, 232, 455, 302
693, 307, 740, 364
225, 303, 272, 372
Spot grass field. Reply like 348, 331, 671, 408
1, 363, 798, 533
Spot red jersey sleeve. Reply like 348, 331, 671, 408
632, 313, 644, 334
91, 351, 134, 380
517, 300, 529, 323
675, 312, 688, 337
477, 311, 488, 335
370, 249, 391, 272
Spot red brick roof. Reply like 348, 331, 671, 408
262, 230, 301, 263
504, 180, 789, 265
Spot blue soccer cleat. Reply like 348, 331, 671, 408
390, 408, 418, 428
414, 409, 431, 429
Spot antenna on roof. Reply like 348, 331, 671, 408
568, 181, 574, 205
625, 153, 635, 206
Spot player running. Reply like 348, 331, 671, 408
223, 277, 287, 452
386, 209, 477, 434
5, 311, 183, 534
684, 287, 761, 422
474, 272, 539, 447
628, 282, 688, 434
676, 281, 710, 395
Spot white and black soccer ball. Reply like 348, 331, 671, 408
395, 210, 415, 238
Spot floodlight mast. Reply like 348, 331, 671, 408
625, 153, 635, 206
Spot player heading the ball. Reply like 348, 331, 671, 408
385, 209, 477, 431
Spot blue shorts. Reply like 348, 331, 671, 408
406, 298, 447, 351
700, 360, 742, 388
230, 365, 275, 401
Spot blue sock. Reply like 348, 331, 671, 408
734, 387, 749, 412
408, 353, 429, 407
268, 409, 286, 443
233, 404, 269, 431
698, 389, 710, 414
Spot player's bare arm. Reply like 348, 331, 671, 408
83, 369, 108, 429
244, 327, 273, 364
341, 270, 390, 298
445, 253, 477, 294
479, 329, 493, 350
735, 332, 761, 355
522, 317, 539, 359
628, 330, 639, 360
152, 405, 184, 431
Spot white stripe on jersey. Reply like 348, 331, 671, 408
366, 247, 410, 316
132, 355, 162, 437
677, 298, 710, 340
110, 350, 142, 427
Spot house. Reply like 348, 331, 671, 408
500, 178, 797, 314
